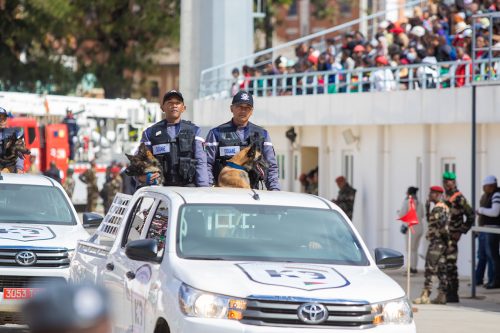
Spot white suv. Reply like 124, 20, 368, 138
0, 173, 89, 325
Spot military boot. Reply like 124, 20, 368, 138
446, 283, 460, 303
431, 292, 447, 304
413, 290, 431, 304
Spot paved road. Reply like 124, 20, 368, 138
387, 270, 500, 332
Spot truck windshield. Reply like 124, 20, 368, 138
177, 204, 368, 266
0, 184, 76, 225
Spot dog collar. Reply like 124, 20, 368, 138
226, 161, 247, 171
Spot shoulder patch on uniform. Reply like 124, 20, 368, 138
155, 131, 162, 136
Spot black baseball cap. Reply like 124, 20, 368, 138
232, 90, 253, 107
162, 90, 184, 104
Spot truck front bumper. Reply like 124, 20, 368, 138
178, 318, 416, 333
0, 268, 70, 319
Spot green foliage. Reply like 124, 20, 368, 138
0, 0, 180, 97
310, 0, 335, 21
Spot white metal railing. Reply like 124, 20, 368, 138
199, 57, 500, 99
199, 0, 427, 97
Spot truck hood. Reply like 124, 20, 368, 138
174, 260, 405, 304
0, 223, 89, 250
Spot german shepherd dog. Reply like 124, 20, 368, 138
0, 133, 31, 173
218, 142, 267, 189
125, 143, 164, 185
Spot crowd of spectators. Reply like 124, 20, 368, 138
229, 0, 500, 96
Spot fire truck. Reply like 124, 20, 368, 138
1, 91, 162, 209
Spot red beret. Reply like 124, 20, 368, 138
111, 166, 121, 174
430, 186, 444, 193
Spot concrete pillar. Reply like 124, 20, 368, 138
381, 125, 391, 247
299, 0, 310, 36
318, 126, 328, 197
180, 0, 254, 120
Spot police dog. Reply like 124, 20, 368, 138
125, 143, 164, 185
218, 142, 266, 189
0, 133, 31, 173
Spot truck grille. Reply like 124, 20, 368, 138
0, 247, 70, 268
0, 276, 66, 291
242, 298, 375, 328
0, 311, 24, 325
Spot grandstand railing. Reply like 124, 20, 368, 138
199, 57, 500, 99
199, 0, 425, 97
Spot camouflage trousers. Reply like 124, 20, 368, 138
446, 234, 461, 294
424, 240, 448, 293
86, 187, 99, 212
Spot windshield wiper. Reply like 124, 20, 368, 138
182, 256, 227, 260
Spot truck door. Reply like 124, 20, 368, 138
125, 199, 170, 332
103, 195, 156, 332
44, 124, 69, 180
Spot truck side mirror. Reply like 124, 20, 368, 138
83, 212, 104, 228
125, 239, 159, 262
374, 248, 404, 270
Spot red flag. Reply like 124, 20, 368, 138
398, 196, 419, 227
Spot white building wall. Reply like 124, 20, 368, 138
194, 87, 500, 277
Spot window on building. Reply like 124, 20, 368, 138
150, 80, 160, 98
339, 0, 352, 17
277, 154, 286, 179
416, 157, 423, 200
288, 0, 298, 16
342, 151, 354, 185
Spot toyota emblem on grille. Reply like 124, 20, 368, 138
15, 251, 37, 266
297, 303, 329, 324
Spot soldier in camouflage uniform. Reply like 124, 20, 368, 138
79, 160, 99, 212
332, 176, 357, 220
103, 167, 123, 214
62, 168, 75, 199
442, 172, 474, 303
414, 186, 450, 305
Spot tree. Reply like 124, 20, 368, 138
67, 0, 180, 98
0, 0, 181, 98
0, 0, 77, 94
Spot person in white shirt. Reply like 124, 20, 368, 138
370, 56, 395, 92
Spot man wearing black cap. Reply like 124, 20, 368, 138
205, 90, 280, 190
0, 106, 25, 173
22, 282, 112, 333
137, 90, 208, 187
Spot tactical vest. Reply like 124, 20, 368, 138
0, 128, 18, 158
479, 188, 500, 226
214, 121, 266, 188
148, 120, 197, 186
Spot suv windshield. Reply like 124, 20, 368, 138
0, 184, 76, 225
177, 204, 368, 265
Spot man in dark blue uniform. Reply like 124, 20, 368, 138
137, 90, 208, 187
205, 90, 280, 190
0, 107, 25, 173
62, 108, 80, 161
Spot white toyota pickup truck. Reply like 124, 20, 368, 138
69, 186, 416, 333
0, 173, 90, 325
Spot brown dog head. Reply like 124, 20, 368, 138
125, 143, 163, 180
1, 132, 30, 161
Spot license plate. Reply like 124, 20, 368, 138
3, 288, 42, 300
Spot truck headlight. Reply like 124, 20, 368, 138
371, 297, 413, 325
179, 283, 247, 320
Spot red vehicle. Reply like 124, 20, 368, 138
7, 118, 69, 180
